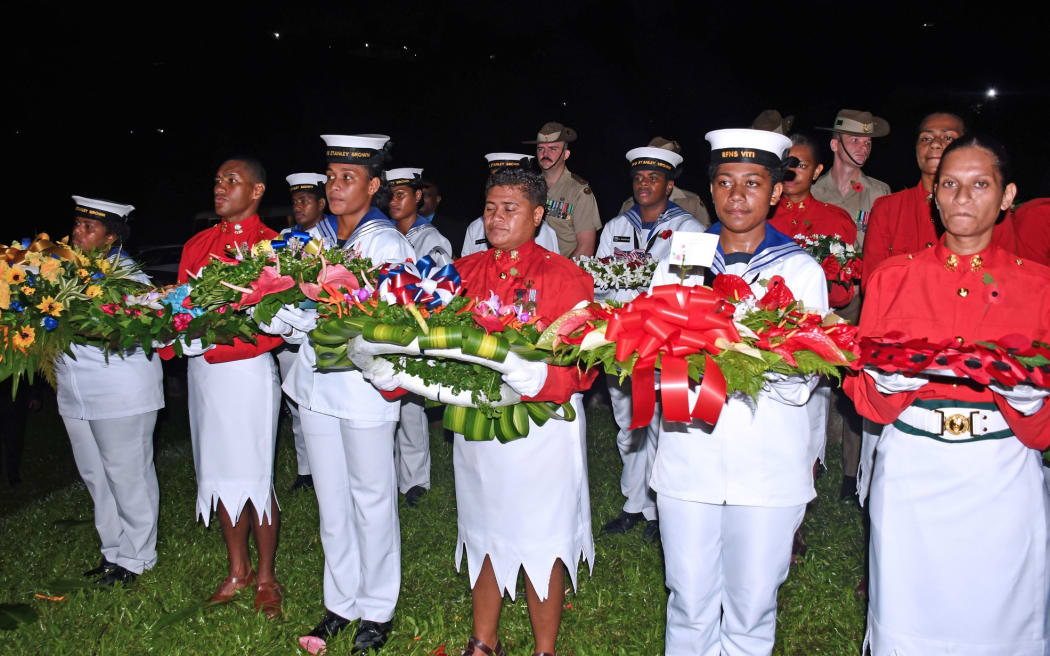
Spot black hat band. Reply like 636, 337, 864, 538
74, 205, 123, 223
630, 158, 674, 173
711, 148, 784, 170
325, 148, 379, 164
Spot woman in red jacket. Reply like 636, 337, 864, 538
845, 134, 1050, 655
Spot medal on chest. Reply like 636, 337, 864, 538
544, 199, 574, 221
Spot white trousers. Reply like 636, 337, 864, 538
394, 396, 430, 494
300, 408, 400, 622
608, 375, 659, 520
276, 347, 310, 476
658, 497, 806, 656
65, 412, 160, 574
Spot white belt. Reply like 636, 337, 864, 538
896, 404, 1011, 443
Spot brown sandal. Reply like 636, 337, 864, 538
254, 580, 284, 619
463, 636, 506, 656
207, 570, 256, 603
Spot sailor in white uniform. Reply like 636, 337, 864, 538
650, 129, 828, 656
460, 153, 559, 257
596, 146, 706, 541
267, 134, 415, 655
383, 167, 454, 505
60, 196, 164, 585
277, 172, 329, 491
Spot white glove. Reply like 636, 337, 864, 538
501, 359, 549, 397
257, 313, 292, 336
274, 306, 317, 333
424, 346, 550, 396
865, 369, 929, 394
178, 338, 216, 357
990, 383, 1050, 416
150, 338, 175, 349
761, 371, 817, 406
360, 355, 401, 392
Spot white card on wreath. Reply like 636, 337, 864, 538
668, 231, 719, 268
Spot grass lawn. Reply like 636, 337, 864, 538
0, 391, 867, 655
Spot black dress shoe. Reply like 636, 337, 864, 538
299, 610, 352, 654
84, 558, 117, 577
352, 619, 393, 653
291, 474, 315, 491
602, 511, 644, 535
307, 610, 352, 640
405, 485, 427, 507
96, 566, 137, 586
642, 519, 661, 543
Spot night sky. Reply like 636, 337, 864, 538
9, 2, 1049, 252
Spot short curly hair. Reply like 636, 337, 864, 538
485, 167, 548, 207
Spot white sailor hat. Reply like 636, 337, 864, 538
384, 168, 423, 187
626, 146, 683, 173
704, 128, 792, 169
286, 172, 327, 194
72, 195, 135, 223
484, 152, 534, 171
320, 134, 390, 164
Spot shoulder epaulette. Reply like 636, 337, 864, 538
570, 172, 589, 186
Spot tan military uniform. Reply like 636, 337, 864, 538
811, 170, 891, 248
812, 169, 890, 483
619, 186, 711, 229
545, 167, 602, 257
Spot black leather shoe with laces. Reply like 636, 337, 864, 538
96, 566, 137, 586
602, 511, 644, 534
352, 619, 394, 653
83, 558, 117, 577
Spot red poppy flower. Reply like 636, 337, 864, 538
851, 182, 864, 193
660, 229, 673, 240
983, 285, 1003, 305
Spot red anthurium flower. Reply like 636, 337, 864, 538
237, 266, 296, 307
820, 255, 842, 281
300, 264, 361, 301
758, 275, 795, 310
711, 274, 755, 302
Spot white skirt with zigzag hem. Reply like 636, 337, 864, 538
453, 394, 594, 600
188, 353, 281, 526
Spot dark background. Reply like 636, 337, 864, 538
7, 1, 1049, 253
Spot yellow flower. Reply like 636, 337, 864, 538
12, 325, 35, 351
95, 258, 112, 273
85, 285, 102, 299
0, 284, 8, 310
20, 286, 35, 296
1, 265, 26, 285
23, 251, 43, 267
36, 296, 64, 317
77, 268, 90, 279
39, 258, 63, 283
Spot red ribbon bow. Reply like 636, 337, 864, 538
606, 285, 740, 428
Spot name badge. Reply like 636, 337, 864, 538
613, 235, 631, 243
475, 238, 488, 245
